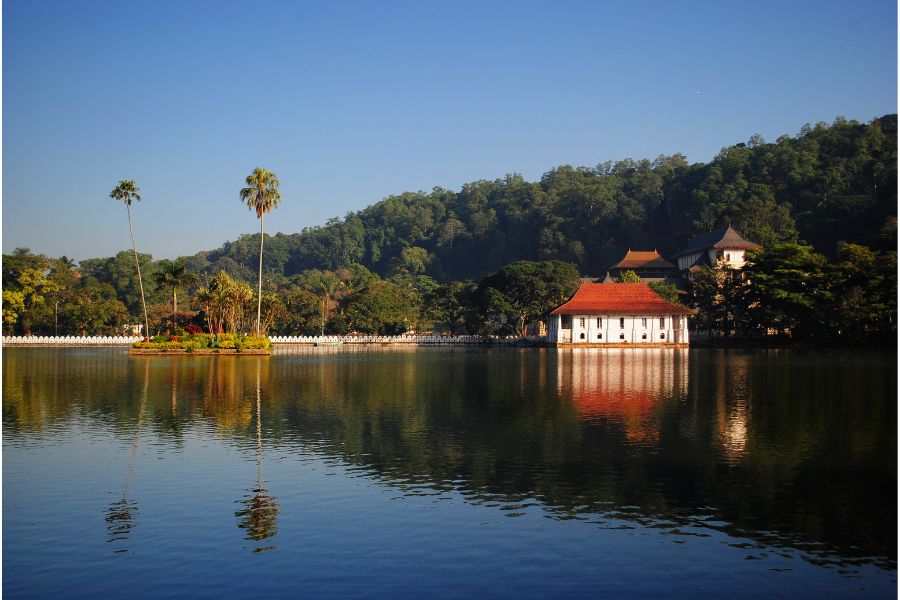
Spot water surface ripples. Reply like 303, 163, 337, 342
4, 347, 896, 598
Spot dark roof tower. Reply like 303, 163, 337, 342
672, 225, 761, 258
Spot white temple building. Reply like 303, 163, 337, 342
547, 283, 692, 347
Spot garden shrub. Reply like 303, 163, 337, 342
133, 333, 269, 351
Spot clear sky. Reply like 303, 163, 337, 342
3, 0, 897, 262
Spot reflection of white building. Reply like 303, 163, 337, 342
547, 284, 692, 347
556, 348, 689, 440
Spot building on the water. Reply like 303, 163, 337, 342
547, 283, 692, 347
671, 224, 762, 277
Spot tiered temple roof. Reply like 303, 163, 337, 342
672, 225, 761, 258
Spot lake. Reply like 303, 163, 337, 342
3, 347, 896, 598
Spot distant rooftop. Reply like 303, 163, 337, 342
609, 249, 676, 271
672, 225, 761, 258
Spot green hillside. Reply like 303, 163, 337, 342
185, 115, 896, 283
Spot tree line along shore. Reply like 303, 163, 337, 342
3, 115, 896, 347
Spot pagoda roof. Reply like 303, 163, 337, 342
550, 283, 693, 316
672, 225, 762, 258
609, 249, 676, 270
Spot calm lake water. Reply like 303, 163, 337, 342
3, 347, 896, 598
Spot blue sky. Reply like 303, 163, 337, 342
3, 0, 897, 261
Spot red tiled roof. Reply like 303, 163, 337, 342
550, 283, 693, 316
610, 250, 676, 270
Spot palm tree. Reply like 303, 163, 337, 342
154, 257, 199, 325
110, 180, 150, 340
239, 168, 282, 337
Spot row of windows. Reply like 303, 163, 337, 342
577, 332, 667, 340
565, 316, 670, 328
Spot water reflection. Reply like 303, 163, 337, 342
105, 358, 149, 552
713, 354, 751, 463
235, 360, 279, 552
3, 348, 896, 575
557, 348, 689, 444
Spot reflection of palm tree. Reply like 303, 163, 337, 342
235, 360, 279, 552
106, 359, 150, 550
166, 363, 182, 436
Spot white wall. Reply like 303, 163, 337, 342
677, 252, 702, 271
559, 315, 689, 344
680, 249, 749, 271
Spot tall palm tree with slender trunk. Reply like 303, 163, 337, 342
154, 257, 199, 325
110, 180, 150, 340
240, 168, 282, 337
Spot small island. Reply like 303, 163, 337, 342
129, 333, 271, 355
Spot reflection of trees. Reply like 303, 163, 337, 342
204, 358, 253, 432
235, 360, 278, 552
3, 349, 132, 430
265, 348, 896, 570
105, 358, 149, 550
4, 346, 895, 570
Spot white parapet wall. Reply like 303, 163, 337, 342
2, 335, 520, 346
268, 335, 515, 345
2, 336, 143, 345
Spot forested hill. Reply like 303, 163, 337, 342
185, 115, 897, 283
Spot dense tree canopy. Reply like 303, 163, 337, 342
180, 115, 896, 283
475, 260, 582, 336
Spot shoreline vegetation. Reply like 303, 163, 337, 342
132, 333, 271, 353
3, 116, 896, 348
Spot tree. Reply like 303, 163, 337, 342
258, 292, 283, 336
272, 288, 321, 335
744, 244, 830, 340
240, 167, 282, 337
296, 270, 344, 336
423, 281, 478, 334
68, 278, 129, 336
154, 257, 199, 325
194, 271, 254, 334
648, 281, 682, 305
0, 250, 62, 335
15, 266, 62, 335
827, 243, 897, 343
110, 180, 150, 339
393, 246, 432, 277
3, 291, 25, 335
687, 269, 725, 338
342, 279, 418, 334
80, 250, 161, 316
617, 270, 641, 283
476, 260, 581, 336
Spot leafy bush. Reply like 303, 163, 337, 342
133, 340, 199, 351
133, 333, 270, 351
